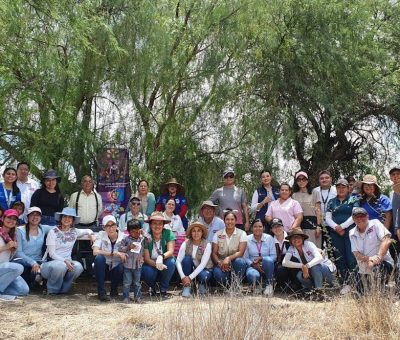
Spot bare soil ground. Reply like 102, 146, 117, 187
2, 281, 400, 340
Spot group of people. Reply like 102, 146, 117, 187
0, 162, 399, 302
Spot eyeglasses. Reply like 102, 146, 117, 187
224, 174, 234, 179
296, 177, 308, 182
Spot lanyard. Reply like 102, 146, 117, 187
256, 240, 263, 257
321, 187, 331, 211
154, 240, 163, 255
3, 185, 13, 208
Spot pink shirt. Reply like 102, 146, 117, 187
265, 197, 303, 232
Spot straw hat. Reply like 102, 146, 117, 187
160, 178, 185, 195
145, 211, 171, 225
361, 174, 380, 189
186, 221, 208, 239
285, 228, 309, 242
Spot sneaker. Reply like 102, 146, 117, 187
98, 293, 110, 302
160, 291, 170, 299
198, 283, 207, 296
110, 289, 118, 297
263, 284, 274, 297
182, 287, 192, 298
340, 284, 351, 295
123, 297, 130, 304
0, 294, 17, 301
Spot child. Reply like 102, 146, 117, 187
11, 201, 25, 225
119, 219, 146, 303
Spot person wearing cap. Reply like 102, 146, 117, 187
119, 195, 148, 233
0, 209, 29, 299
270, 218, 299, 291
325, 178, 359, 294
292, 171, 322, 247
283, 228, 335, 294
198, 200, 225, 243
142, 212, 176, 298
15, 207, 54, 287
209, 167, 250, 231
349, 207, 393, 295
119, 219, 148, 303
0, 167, 21, 212
265, 183, 303, 233
389, 166, 400, 244
359, 174, 392, 230
16, 162, 39, 222
69, 175, 102, 230
244, 219, 276, 296
156, 178, 189, 229
30, 169, 64, 227
211, 210, 248, 287
250, 170, 280, 232
92, 215, 125, 301
176, 222, 213, 297
40, 207, 95, 294
135, 179, 156, 216
312, 170, 337, 224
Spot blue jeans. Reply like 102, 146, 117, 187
123, 268, 142, 299
246, 257, 274, 285
0, 262, 29, 296
213, 257, 247, 286
141, 257, 176, 293
93, 255, 123, 295
41, 260, 83, 294
329, 227, 357, 283
296, 263, 334, 289
181, 255, 212, 284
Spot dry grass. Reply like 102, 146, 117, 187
2, 286, 400, 340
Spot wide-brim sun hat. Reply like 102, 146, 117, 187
186, 221, 208, 239
55, 207, 81, 225
361, 174, 380, 189
43, 169, 61, 182
285, 228, 309, 242
160, 178, 185, 195
199, 200, 218, 217
145, 211, 171, 225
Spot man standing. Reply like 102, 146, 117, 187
16, 162, 39, 221
198, 200, 225, 243
312, 170, 337, 225
69, 175, 102, 230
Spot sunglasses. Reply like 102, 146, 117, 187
224, 174, 234, 179
131, 202, 141, 206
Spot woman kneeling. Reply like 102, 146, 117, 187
176, 222, 213, 297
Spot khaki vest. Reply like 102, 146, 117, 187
215, 229, 243, 260
185, 239, 213, 269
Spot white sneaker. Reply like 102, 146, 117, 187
198, 283, 207, 295
263, 284, 274, 297
182, 287, 192, 298
340, 284, 351, 295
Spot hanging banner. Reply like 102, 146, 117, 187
96, 148, 131, 226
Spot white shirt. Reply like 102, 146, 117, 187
176, 241, 212, 280
283, 240, 323, 269
163, 213, 185, 233
17, 178, 39, 220
350, 219, 393, 274
69, 190, 102, 224
92, 230, 125, 268
313, 186, 337, 218
198, 216, 225, 243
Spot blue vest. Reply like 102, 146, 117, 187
255, 186, 279, 222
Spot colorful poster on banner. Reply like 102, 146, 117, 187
96, 148, 131, 226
